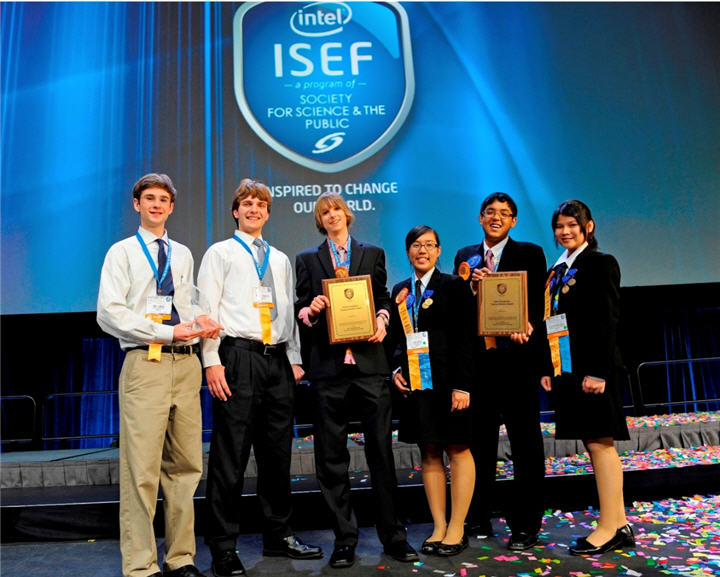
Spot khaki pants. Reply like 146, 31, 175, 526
119, 350, 203, 577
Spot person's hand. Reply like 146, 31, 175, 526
540, 376, 552, 392
206, 365, 231, 401
291, 364, 305, 383
470, 266, 492, 293
451, 390, 470, 411
509, 322, 534, 344
172, 321, 204, 342
309, 295, 330, 317
582, 376, 605, 394
195, 315, 224, 339
368, 316, 387, 343
393, 372, 411, 396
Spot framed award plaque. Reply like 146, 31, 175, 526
322, 274, 377, 344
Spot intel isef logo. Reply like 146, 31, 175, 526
233, 1, 415, 173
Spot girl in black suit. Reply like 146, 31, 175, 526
540, 200, 632, 556
389, 226, 475, 556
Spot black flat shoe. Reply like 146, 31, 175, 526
569, 533, 624, 556
421, 538, 441, 555
436, 534, 468, 557
211, 550, 246, 577
616, 524, 635, 547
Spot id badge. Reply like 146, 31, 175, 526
406, 331, 429, 351
545, 313, 568, 335
146, 295, 173, 316
254, 286, 273, 305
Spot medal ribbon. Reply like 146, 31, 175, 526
234, 235, 273, 344
328, 236, 351, 271
544, 267, 573, 375
408, 347, 432, 391
137, 233, 172, 361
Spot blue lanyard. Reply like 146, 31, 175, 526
328, 236, 351, 270
136, 232, 171, 291
233, 235, 270, 282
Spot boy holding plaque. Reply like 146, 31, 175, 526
388, 225, 476, 556
295, 192, 418, 568
198, 179, 322, 577
97, 173, 221, 577
453, 192, 547, 551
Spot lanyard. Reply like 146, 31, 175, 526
136, 232, 171, 290
233, 235, 270, 282
328, 236, 351, 270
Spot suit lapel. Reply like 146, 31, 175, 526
496, 237, 516, 272
317, 240, 335, 278
417, 269, 441, 328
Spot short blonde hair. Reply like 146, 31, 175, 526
313, 192, 354, 235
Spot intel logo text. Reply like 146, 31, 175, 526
290, 2, 352, 37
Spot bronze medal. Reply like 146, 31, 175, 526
567, 278, 576, 286
422, 298, 433, 309
335, 267, 349, 278
561, 285, 570, 294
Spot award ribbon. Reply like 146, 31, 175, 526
544, 268, 574, 375
137, 233, 172, 361
395, 287, 414, 336
234, 235, 274, 344
406, 331, 432, 391
329, 236, 351, 277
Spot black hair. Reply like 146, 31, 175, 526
551, 199, 598, 250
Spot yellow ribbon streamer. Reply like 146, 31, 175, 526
253, 303, 274, 344
146, 313, 169, 362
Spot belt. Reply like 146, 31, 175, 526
222, 336, 286, 357
128, 343, 199, 355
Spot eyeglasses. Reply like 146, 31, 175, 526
410, 242, 439, 251
483, 209, 514, 219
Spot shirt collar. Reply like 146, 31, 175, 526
483, 236, 509, 261
138, 226, 168, 245
413, 268, 435, 292
234, 229, 264, 246
554, 241, 589, 269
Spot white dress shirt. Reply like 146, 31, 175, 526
483, 236, 510, 270
198, 230, 302, 368
553, 241, 589, 269
97, 227, 197, 350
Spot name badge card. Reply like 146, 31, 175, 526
254, 286, 273, 305
146, 295, 173, 317
545, 313, 568, 335
406, 331, 432, 391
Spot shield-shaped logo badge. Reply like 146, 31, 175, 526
234, 1, 415, 173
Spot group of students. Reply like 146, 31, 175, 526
98, 174, 632, 577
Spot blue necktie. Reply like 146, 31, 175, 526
157, 239, 180, 325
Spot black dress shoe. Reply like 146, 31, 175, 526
263, 534, 323, 559
467, 519, 493, 538
211, 550, 246, 577
421, 538, 441, 555
436, 534, 469, 557
329, 545, 356, 568
508, 531, 539, 551
616, 524, 635, 547
384, 540, 419, 562
163, 564, 204, 577
569, 533, 624, 556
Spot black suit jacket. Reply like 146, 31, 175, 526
295, 237, 391, 380
545, 249, 622, 381
387, 270, 475, 396
453, 237, 547, 364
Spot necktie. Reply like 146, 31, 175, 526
414, 279, 422, 330
254, 238, 277, 320
157, 239, 180, 325
552, 262, 568, 300
485, 249, 495, 271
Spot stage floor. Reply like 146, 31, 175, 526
2, 493, 719, 577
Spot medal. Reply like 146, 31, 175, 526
562, 285, 570, 294
422, 298, 433, 309
567, 278, 576, 286
335, 266, 348, 278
